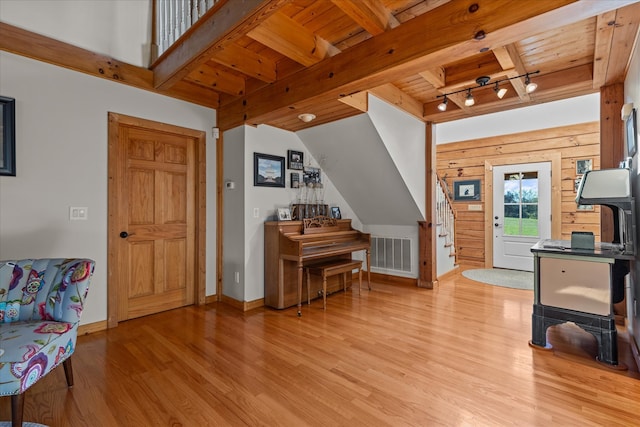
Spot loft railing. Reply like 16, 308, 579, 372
155, 0, 220, 58
436, 174, 457, 263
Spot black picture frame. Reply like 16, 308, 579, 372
626, 108, 637, 158
0, 96, 16, 176
330, 206, 341, 219
287, 150, 303, 170
254, 152, 285, 187
453, 179, 480, 201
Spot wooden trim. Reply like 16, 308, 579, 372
484, 152, 562, 268
370, 271, 417, 287
219, 294, 265, 311
418, 122, 438, 288
599, 83, 624, 243
216, 131, 224, 301
0, 22, 219, 108
107, 113, 207, 328
78, 320, 108, 336
437, 265, 460, 281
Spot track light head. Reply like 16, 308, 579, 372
437, 96, 448, 112
493, 82, 507, 99
525, 74, 538, 93
464, 89, 475, 107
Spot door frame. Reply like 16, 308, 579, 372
107, 112, 207, 328
484, 153, 562, 268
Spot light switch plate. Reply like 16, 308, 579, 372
70, 206, 88, 220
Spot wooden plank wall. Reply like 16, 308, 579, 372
436, 122, 600, 268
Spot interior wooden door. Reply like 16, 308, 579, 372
109, 113, 200, 322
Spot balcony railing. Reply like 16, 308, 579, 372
155, 0, 220, 57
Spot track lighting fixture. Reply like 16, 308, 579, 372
435, 70, 539, 112
525, 73, 538, 93
437, 96, 448, 111
464, 89, 475, 107
494, 82, 507, 99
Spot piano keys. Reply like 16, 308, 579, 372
264, 218, 371, 312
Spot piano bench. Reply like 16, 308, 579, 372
305, 260, 363, 310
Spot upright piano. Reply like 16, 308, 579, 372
264, 217, 371, 312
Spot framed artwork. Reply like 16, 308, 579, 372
253, 152, 285, 187
330, 206, 341, 219
576, 159, 592, 175
288, 150, 303, 170
277, 207, 292, 221
0, 96, 16, 176
453, 179, 480, 201
626, 108, 637, 158
291, 172, 300, 188
303, 166, 321, 185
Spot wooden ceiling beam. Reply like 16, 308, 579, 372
592, 11, 616, 89
210, 44, 277, 83
338, 91, 368, 112
368, 83, 424, 120
598, 2, 640, 87
330, 0, 400, 36
185, 63, 246, 96
152, 0, 288, 90
247, 12, 340, 67
219, 0, 632, 130
419, 68, 446, 89
493, 44, 531, 101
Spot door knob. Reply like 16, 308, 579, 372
119, 231, 129, 238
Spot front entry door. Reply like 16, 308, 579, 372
109, 113, 198, 322
493, 162, 551, 272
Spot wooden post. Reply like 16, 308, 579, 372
599, 83, 625, 243
418, 122, 438, 288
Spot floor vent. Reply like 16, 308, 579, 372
370, 236, 412, 273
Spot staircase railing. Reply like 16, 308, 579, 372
155, 0, 221, 58
436, 174, 457, 263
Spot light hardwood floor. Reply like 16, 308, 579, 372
2, 272, 639, 426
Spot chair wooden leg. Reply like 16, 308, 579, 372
11, 393, 24, 427
63, 357, 74, 387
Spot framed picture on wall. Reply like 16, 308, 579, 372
287, 150, 304, 170
626, 108, 637, 158
0, 96, 16, 176
453, 179, 480, 201
253, 152, 285, 187
576, 159, 592, 175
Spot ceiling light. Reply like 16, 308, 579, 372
494, 82, 507, 99
437, 96, 448, 112
464, 89, 475, 107
525, 73, 538, 93
297, 113, 316, 123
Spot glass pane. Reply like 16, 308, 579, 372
521, 171, 539, 203
522, 205, 539, 236
503, 174, 520, 203
503, 204, 520, 236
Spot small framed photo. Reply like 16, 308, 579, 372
288, 150, 303, 170
626, 108, 637, 157
277, 207, 292, 221
453, 179, 480, 201
254, 152, 285, 187
576, 159, 592, 175
0, 96, 16, 176
330, 206, 341, 219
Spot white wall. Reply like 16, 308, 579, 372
1, 0, 152, 67
368, 95, 426, 219
436, 93, 600, 144
0, 52, 216, 325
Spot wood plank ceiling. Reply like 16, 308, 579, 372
3, 0, 639, 132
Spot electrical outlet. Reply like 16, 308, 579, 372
69, 206, 88, 220
253, 208, 259, 218
234, 271, 240, 284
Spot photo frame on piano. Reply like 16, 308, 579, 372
330, 206, 341, 219
277, 207, 292, 221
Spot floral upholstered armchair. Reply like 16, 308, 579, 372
0, 258, 95, 427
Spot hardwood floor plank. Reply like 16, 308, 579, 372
1, 274, 638, 426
